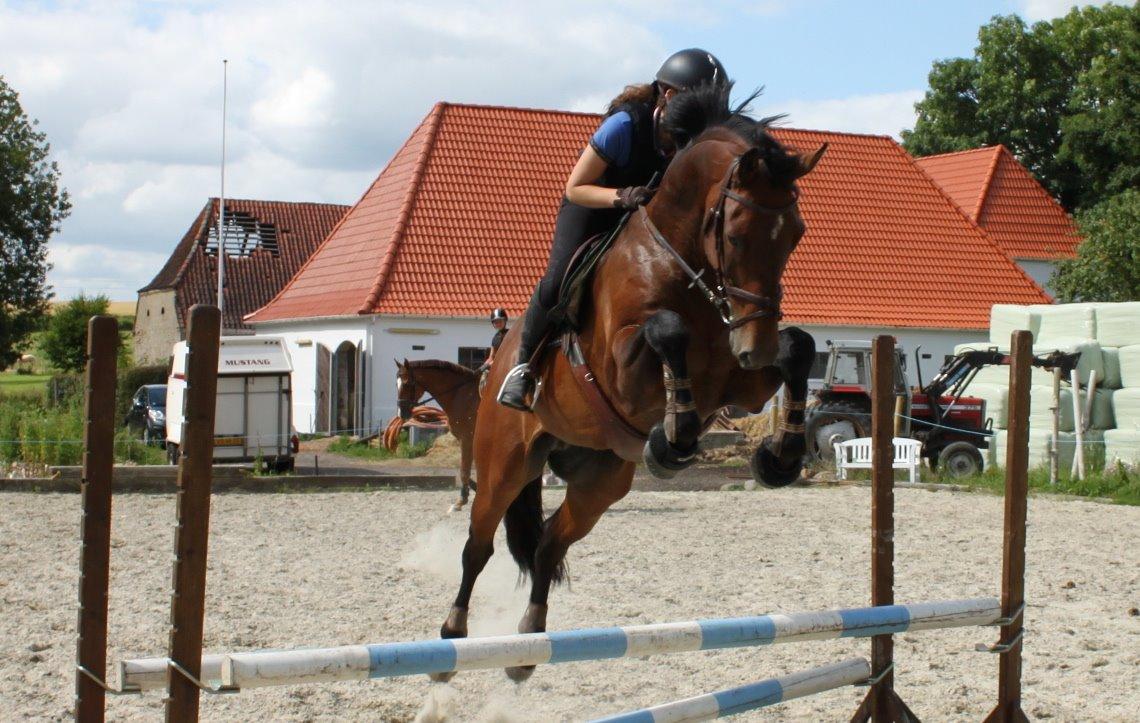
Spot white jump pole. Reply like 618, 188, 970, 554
119, 597, 999, 692
590, 657, 871, 722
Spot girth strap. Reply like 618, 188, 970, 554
564, 332, 648, 462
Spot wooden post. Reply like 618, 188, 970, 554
984, 331, 1031, 723
75, 317, 119, 723
1070, 369, 1084, 480
851, 336, 918, 723
1049, 366, 1060, 486
165, 305, 221, 723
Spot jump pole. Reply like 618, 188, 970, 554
75, 316, 120, 722
165, 305, 221, 723
590, 657, 872, 723
117, 597, 1000, 690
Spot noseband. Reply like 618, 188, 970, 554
641, 155, 797, 329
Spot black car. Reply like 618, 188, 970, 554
124, 384, 167, 446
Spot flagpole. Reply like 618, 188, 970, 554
216, 59, 228, 318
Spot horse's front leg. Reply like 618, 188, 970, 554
751, 326, 814, 487
641, 310, 702, 478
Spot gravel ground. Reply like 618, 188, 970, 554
2, 486, 1137, 722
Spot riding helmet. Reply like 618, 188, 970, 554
655, 49, 727, 90
490, 308, 508, 322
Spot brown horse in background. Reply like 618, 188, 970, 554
395, 359, 480, 511
437, 85, 827, 682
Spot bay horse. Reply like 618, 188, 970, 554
437, 85, 826, 682
395, 359, 480, 511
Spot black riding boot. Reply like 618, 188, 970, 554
497, 290, 553, 411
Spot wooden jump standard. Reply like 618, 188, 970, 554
73, 325, 1029, 722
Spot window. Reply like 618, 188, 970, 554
809, 352, 829, 379
203, 210, 280, 257
458, 347, 490, 371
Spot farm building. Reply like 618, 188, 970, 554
915, 145, 1081, 294
246, 102, 1051, 435
134, 198, 348, 364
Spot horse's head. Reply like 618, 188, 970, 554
394, 358, 422, 421
656, 82, 826, 369
703, 137, 825, 368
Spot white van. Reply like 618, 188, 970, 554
165, 336, 298, 471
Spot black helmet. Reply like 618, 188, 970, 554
490, 308, 508, 322
655, 49, 727, 90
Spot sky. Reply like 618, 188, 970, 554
0, 0, 1111, 300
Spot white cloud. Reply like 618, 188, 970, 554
758, 90, 923, 139
1017, 0, 1112, 21
1, 0, 666, 299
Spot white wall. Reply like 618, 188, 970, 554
1015, 259, 1057, 297
251, 318, 369, 434
799, 325, 988, 387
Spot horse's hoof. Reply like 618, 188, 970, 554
429, 670, 457, 683
643, 423, 698, 480
428, 608, 468, 681
505, 665, 535, 682
750, 438, 803, 488
447, 500, 464, 514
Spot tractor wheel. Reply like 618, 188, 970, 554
935, 442, 984, 478
805, 399, 870, 461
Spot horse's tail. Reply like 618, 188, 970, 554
503, 477, 564, 583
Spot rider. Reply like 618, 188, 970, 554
497, 48, 728, 411
485, 308, 508, 368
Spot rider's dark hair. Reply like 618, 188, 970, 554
606, 83, 661, 114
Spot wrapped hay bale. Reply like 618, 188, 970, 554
1089, 388, 1116, 430
1101, 347, 1122, 389
1029, 385, 1074, 432
989, 304, 1039, 345
967, 383, 1009, 429
1119, 345, 1140, 388
1104, 428, 1140, 466
1032, 303, 1096, 345
994, 429, 1103, 471
1112, 387, 1140, 429
1093, 302, 1140, 347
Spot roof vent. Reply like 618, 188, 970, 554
203, 210, 280, 257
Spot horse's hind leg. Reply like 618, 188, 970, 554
640, 310, 702, 478
505, 450, 634, 682
752, 326, 814, 488
448, 436, 475, 513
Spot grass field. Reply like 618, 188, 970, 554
0, 373, 50, 397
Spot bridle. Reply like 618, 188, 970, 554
641, 154, 798, 329
397, 364, 472, 414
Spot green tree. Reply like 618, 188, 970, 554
903, 4, 1140, 211
42, 294, 110, 373
1051, 189, 1140, 302
1, 76, 70, 368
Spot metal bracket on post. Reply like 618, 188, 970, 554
167, 660, 240, 695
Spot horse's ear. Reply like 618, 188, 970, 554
393, 357, 401, 369
736, 147, 764, 186
793, 143, 828, 179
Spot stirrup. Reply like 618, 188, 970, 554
497, 363, 535, 411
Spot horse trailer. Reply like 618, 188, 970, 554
165, 336, 299, 471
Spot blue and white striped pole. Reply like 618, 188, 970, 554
118, 597, 998, 691
590, 657, 871, 722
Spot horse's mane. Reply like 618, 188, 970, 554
405, 358, 479, 379
660, 82, 799, 188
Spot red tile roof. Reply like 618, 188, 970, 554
141, 198, 348, 331
249, 104, 1050, 330
916, 146, 1081, 260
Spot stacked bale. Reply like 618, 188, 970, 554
975, 302, 1140, 470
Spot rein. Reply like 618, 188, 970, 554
640, 155, 796, 329
399, 367, 476, 411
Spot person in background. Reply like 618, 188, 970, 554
484, 307, 508, 370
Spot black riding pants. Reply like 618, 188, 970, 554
518, 198, 622, 359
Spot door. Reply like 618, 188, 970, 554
332, 341, 358, 434
315, 343, 331, 434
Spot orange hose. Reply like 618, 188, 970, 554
383, 406, 449, 451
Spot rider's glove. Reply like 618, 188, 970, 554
614, 186, 656, 210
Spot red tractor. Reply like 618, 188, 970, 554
805, 340, 1079, 477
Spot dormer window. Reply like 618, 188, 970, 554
203, 211, 280, 257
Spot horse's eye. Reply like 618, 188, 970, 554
728, 235, 743, 247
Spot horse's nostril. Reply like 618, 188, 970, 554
738, 351, 753, 366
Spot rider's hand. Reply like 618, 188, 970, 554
614, 186, 656, 210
